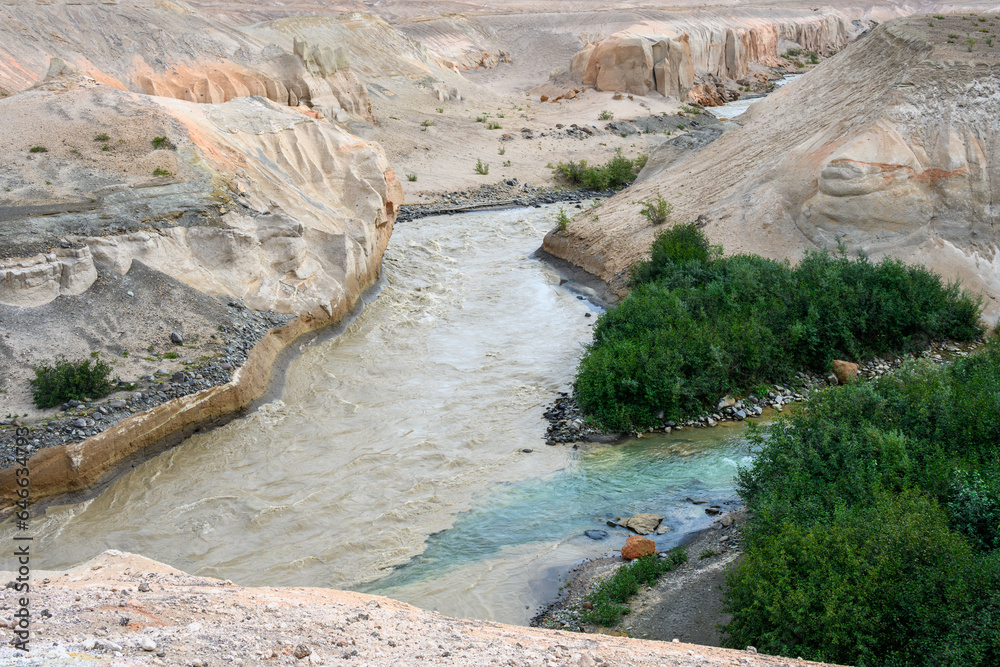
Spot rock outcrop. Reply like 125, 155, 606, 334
566, 10, 871, 101
545, 14, 1000, 318
0, 1, 380, 123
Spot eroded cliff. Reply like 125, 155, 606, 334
544, 14, 1000, 318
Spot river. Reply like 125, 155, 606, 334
6, 205, 752, 625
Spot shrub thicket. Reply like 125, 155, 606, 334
555, 149, 646, 190
30, 354, 115, 409
575, 224, 983, 429
724, 340, 1000, 666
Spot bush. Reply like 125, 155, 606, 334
153, 167, 171, 177
30, 354, 115, 409
723, 341, 1000, 666
598, 110, 614, 120
94, 133, 110, 142
581, 549, 687, 626
557, 207, 570, 231
555, 149, 644, 190
474, 158, 489, 175
406, 173, 417, 182
576, 227, 983, 430
28, 145, 46, 153
151, 136, 169, 149
638, 193, 673, 225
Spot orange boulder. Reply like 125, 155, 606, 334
621, 535, 656, 560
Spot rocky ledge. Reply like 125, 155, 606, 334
0, 550, 838, 667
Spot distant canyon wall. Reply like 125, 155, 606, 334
568, 12, 869, 102
0, 1, 392, 123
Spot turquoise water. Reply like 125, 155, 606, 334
365, 423, 753, 609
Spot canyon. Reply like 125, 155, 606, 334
2, 1, 1000, 665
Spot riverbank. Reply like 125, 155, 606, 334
533, 509, 745, 645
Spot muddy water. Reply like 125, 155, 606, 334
10, 205, 751, 625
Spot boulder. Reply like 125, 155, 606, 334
831, 360, 860, 385
581, 35, 654, 96
623, 513, 664, 535
622, 535, 656, 560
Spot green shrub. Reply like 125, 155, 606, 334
723, 341, 1000, 665
474, 158, 489, 175
151, 136, 170, 149
581, 549, 687, 626
555, 149, 644, 190
94, 133, 110, 142
638, 193, 672, 225
557, 207, 570, 231
406, 173, 417, 182
30, 354, 115, 409
576, 226, 983, 430
153, 167, 171, 177
28, 145, 46, 153
598, 109, 614, 120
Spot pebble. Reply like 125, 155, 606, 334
170, 332, 183, 345
140, 637, 157, 651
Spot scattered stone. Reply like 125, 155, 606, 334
138, 581, 151, 592
705, 507, 721, 516
584, 529, 608, 540
140, 637, 156, 651
169, 332, 183, 345
655, 524, 671, 535
294, 644, 312, 659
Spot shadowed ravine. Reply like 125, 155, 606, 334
4, 206, 750, 625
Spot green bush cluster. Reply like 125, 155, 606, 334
30, 354, 115, 409
723, 339, 1000, 666
575, 224, 983, 430
555, 149, 646, 190
581, 549, 687, 626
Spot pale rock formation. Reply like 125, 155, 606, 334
566, 11, 870, 101
544, 15, 1000, 319
580, 34, 655, 95
0, 1, 381, 122
0, 248, 98, 308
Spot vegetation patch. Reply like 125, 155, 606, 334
555, 149, 646, 191
30, 354, 115, 409
723, 338, 1000, 666
581, 549, 688, 626
575, 224, 983, 430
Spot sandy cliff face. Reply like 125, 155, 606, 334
544, 14, 1000, 318
567, 10, 869, 101
0, 0, 376, 123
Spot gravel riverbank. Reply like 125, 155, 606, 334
542, 337, 989, 445
0, 301, 293, 469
